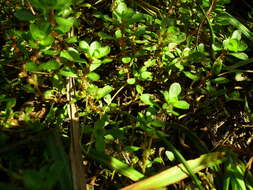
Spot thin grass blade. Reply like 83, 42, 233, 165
88, 149, 145, 181
119, 152, 226, 190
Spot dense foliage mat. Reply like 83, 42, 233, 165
0, 0, 253, 189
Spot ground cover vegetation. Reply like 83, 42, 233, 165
0, 0, 253, 189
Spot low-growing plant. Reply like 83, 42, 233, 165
0, 0, 253, 189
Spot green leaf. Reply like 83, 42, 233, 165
30, 0, 72, 10
169, 82, 181, 99
167, 26, 186, 44
163, 91, 171, 103
43, 90, 56, 99
140, 71, 152, 81
96, 86, 114, 99
39, 60, 60, 72
136, 85, 144, 94
6, 98, 16, 110
229, 52, 248, 60
25, 62, 39, 71
127, 78, 136, 85
89, 41, 101, 57
115, 29, 123, 39
125, 146, 141, 152
60, 48, 87, 63
58, 67, 77, 77
98, 32, 114, 40
173, 100, 190, 109
144, 59, 156, 67
94, 46, 110, 59
41, 50, 59, 56
39, 36, 54, 46
235, 72, 247, 82
87, 72, 100, 81
131, 13, 144, 23
79, 40, 90, 51
183, 71, 200, 81
103, 94, 112, 105
88, 149, 145, 181
231, 30, 242, 40
55, 17, 75, 33
212, 57, 223, 75
14, 10, 35, 21
101, 58, 113, 64
122, 57, 131, 64
65, 36, 77, 43
115, 2, 128, 15
212, 77, 229, 84
165, 150, 175, 161
150, 120, 165, 127
140, 94, 155, 106
223, 39, 248, 52
30, 22, 51, 41
90, 60, 102, 71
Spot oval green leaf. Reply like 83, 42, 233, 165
169, 82, 181, 99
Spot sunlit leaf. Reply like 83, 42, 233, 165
89, 61, 102, 71
169, 82, 181, 99
96, 85, 114, 99
144, 59, 156, 67
59, 69, 77, 77
89, 41, 101, 57
229, 52, 248, 60
140, 94, 155, 106
173, 100, 190, 109
122, 57, 131, 64
55, 17, 75, 33
125, 146, 141, 152
30, 22, 51, 40
87, 72, 100, 81
115, 29, 123, 39
60, 48, 87, 63
231, 30, 242, 40
94, 46, 110, 59
88, 149, 145, 181
223, 38, 248, 52
30, 0, 72, 10
165, 151, 175, 161
39, 36, 54, 46
183, 71, 200, 81
212, 77, 229, 84
79, 40, 89, 51
25, 62, 39, 71
39, 60, 60, 72
140, 71, 152, 81
127, 78, 136, 85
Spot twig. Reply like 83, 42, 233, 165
26, 0, 36, 15
66, 28, 87, 190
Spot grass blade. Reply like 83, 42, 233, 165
120, 152, 226, 190
88, 149, 145, 181
219, 12, 253, 42
156, 131, 205, 189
